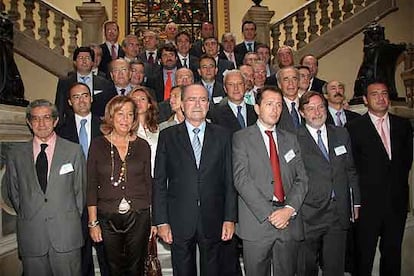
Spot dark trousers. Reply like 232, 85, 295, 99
219, 235, 243, 276
355, 209, 407, 276
81, 208, 110, 276
100, 209, 151, 276
171, 217, 221, 276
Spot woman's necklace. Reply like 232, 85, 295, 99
110, 132, 130, 187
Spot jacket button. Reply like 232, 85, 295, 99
44, 198, 48, 202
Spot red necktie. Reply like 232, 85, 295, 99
164, 71, 172, 100
111, 44, 117, 60
265, 130, 285, 202
148, 52, 154, 64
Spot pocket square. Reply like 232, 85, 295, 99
59, 163, 74, 175
93, 90, 103, 95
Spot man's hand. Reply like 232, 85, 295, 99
354, 206, 360, 220
268, 207, 295, 229
221, 221, 235, 241
150, 226, 158, 239
89, 225, 103, 243
157, 224, 173, 244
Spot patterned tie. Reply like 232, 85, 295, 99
290, 102, 300, 128
36, 143, 48, 193
237, 105, 246, 128
164, 71, 173, 100
111, 44, 117, 60
264, 130, 285, 202
317, 129, 329, 161
192, 128, 202, 168
183, 58, 188, 68
80, 76, 90, 84
79, 119, 88, 158
377, 118, 390, 158
336, 111, 343, 127
148, 52, 154, 64
247, 42, 253, 52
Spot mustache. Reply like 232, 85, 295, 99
333, 93, 344, 98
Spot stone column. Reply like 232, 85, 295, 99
243, 5, 275, 46
76, 2, 108, 46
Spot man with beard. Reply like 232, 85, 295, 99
323, 80, 360, 127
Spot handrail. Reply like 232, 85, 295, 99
274, 0, 317, 24
35, 0, 81, 28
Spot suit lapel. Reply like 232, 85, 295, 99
199, 123, 214, 170
246, 104, 257, 126
252, 125, 273, 179
25, 141, 45, 196
363, 113, 389, 159
177, 123, 197, 166
222, 104, 241, 130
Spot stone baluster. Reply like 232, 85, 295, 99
38, 5, 50, 47
365, 0, 376, 5
295, 10, 306, 49
271, 23, 281, 63
319, 0, 330, 34
331, 0, 342, 26
8, 0, 21, 29
353, 0, 364, 13
53, 14, 64, 55
307, 1, 319, 41
342, 0, 354, 20
23, 0, 35, 37
283, 17, 294, 47
68, 21, 79, 57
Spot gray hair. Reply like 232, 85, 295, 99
26, 99, 58, 121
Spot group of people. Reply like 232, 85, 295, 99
1, 18, 413, 276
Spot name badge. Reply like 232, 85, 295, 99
59, 163, 74, 175
334, 145, 347, 156
93, 90, 103, 95
213, 96, 223, 104
284, 149, 296, 163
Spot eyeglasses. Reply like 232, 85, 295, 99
30, 114, 54, 123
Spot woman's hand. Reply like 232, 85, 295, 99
89, 225, 103, 243
150, 226, 158, 239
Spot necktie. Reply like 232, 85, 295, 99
120, 88, 126, 95
111, 44, 117, 60
244, 93, 253, 105
336, 111, 343, 127
290, 102, 300, 128
80, 76, 90, 84
192, 128, 202, 168
148, 52, 154, 64
264, 130, 285, 202
377, 118, 390, 158
183, 58, 188, 68
237, 105, 246, 128
164, 71, 173, 100
317, 129, 329, 161
228, 52, 237, 68
206, 84, 213, 100
79, 119, 88, 158
247, 42, 253, 52
36, 143, 48, 193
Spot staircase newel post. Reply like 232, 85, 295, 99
76, 1, 108, 46
242, 4, 275, 48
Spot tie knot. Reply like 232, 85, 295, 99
40, 143, 48, 152
237, 105, 242, 112
265, 130, 273, 137
193, 128, 200, 135
336, 111, 341, 116
377, 117, 384, 124
80, 76, 89, 83
120, 88, 126, 95
317, 129, 322, 136
167, 70, 172, 76
81, 119, 87, 126
149, 52, 154, 56
291, 102, 296, 108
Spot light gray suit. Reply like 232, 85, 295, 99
233, 123, 308, 276
3, 136, 86, 276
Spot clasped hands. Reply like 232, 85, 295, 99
268, 207, 295, 229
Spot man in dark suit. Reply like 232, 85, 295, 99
3, 99, 86, 276
175, 31, 200, 81
346, 81, 413, 276
219, 32, 242, 69
121, 34, 140, 63
190, 21, 215, 58
233, 86, 308, 275
209, 69, 257, 132
138, 30, 159, 65
300, 54, 327, 93
234, 21, 258, 66
56, 82, 109, 276
323, 80, 360, 126
55, 47, 116, 125
99, 21, 124, 76
202, 37, 235, 83
197, 55, 226, 106
153, 84, 237, 276
296, 91, 360, 276
276, 66, 303, 133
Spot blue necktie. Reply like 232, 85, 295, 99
79, 119, 88, 158
317, 129, 329, 161
237, 105, 246, 128
291, 102, 300, 128
192, 128, 202, 168
336, 111, 343, 127
247, 42, 253, 52
206, 84, 213, 100
80, 76, 90, 84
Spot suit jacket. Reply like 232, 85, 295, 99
309, 77, 327, 93
326, 108, 360, 126
153, 122, 237, 239
98, 43, 125, 75
197, 81, 226, 107
234, 41, 257, 66
189, 39, 204, 58
232, 124, 308, 241
346, 113, 413, 219
297, 124, 360, 235
55, 74, 116, 124
3, 136, 86, 256
218, 51, 243, 69
216, 58, 235, 83
277, 100, 303, 134
177, 54, 200, 81
209, 101, 257, 134
146, 66, 178, 102
56, 114, 102, 144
